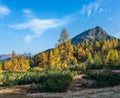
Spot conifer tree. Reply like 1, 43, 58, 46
86, 53, 94, 69
0, 62, 2, 73
58, 29, 70, 45
11, 51, 16, 72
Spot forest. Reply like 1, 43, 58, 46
1, 29, 120, 71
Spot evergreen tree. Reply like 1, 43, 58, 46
58, 29, 70, 45
0, 62, 2, 73
86, 53, 94, 69
11, 51, 16, 72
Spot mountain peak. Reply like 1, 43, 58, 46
94, 26, 107, 34
72, 26, 115, 44
95, 26, 102, 29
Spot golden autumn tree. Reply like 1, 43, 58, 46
17, 54, 30, 71
22, 58, 30, 71
64, 40, 76, 65
57, 29, 75, 68
3, 52, 30, 72
94, 42, 100, 51
11, 51, 16, 72
38, 52, 48, 69
53, 47, 61, 68
76, 47, 86, 61
48, 50, 55, 69
3, 61, 12, 71
105, 49, 119, 66
0, 62, 2, 73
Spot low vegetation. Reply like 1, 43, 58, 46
2, 70, 76, 92
84, 71, 120, 88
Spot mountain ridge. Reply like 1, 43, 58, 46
35, 26, 117, 56
71, 26, 116, 44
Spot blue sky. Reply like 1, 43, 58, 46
0, 0, 120, 54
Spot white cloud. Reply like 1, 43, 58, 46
0, 5, 11, 16
94, 3, 99, 11
24, 35, 33, 42
80, 6, 86, 15
107, 17, 112, 21
88, 9, 92, 16
10, 18, 66, 42
22, 9, 34, 18
80, 1, 102, 17
23, 9, 32, 14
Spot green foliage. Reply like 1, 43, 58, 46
86, 53, 94, 70
84, 71, 120, 88
58, 29, 70, 45
32, 73, 72, 92
3, 70, 76, 92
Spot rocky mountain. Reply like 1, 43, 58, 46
0, 53, 32, 62
0, 54, 11, 61
71, 26, 115, 45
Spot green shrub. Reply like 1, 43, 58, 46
3, 70, 75, 92
33, 73, 72, 92
84, 71, 120, 88
106, 64, 120, 70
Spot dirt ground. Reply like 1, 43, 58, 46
0, 85, 120, 98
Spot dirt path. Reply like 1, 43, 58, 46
0, 85, 120, 98
27, 85, 120, 98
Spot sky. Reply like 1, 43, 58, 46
0, 0, 120, 54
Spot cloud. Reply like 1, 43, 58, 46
0, 5, 11, 17
10, 18, 67, 42
99, 8, 103, 13
23, 9, 32, 14
80, 1, 102, 17
88, 9, 92, 16
22, 9, 34, 18
24, 35, 33, 43
80, 6, 86, 15
107, 17, 112, 21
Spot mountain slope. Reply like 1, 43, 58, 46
72, 26, 115, 45
35, 26, 117, 56
0, 54, 11, 61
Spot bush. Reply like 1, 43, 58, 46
84, 71, 120, 88
3, 70, 75, 92
106, 64, 120, 70
32, 73, 72, 92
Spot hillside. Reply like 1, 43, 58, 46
72, 26, 115, 44
0, 54, 11, 61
